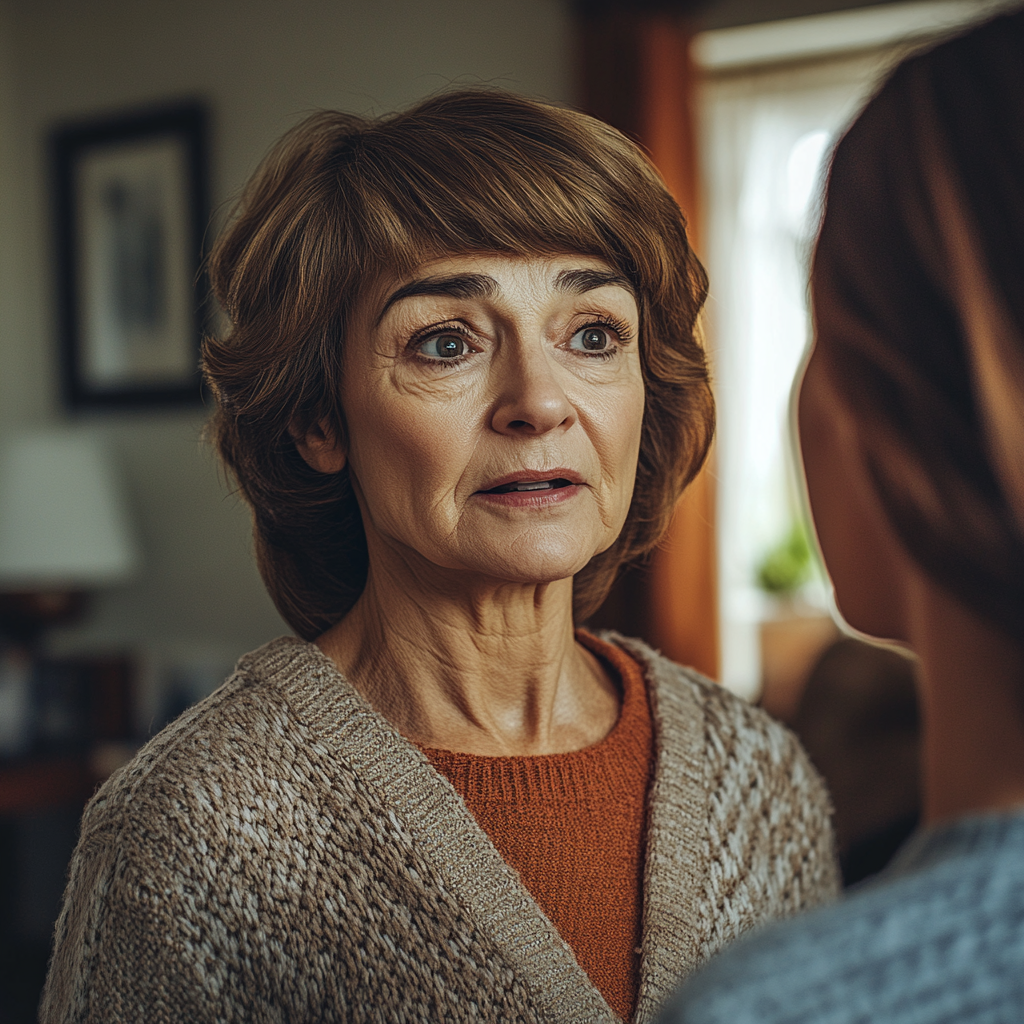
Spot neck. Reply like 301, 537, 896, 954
316, 559, 619, 756
907, 576, 1024, 826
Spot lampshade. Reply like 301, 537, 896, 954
0, 430, 140, 588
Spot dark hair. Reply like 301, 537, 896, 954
203, 90, 713, 639
811, 10, 1024, 645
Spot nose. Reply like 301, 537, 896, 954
490, 341, 576, 436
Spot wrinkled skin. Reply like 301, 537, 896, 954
297, 254, 645, 755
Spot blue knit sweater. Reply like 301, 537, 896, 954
658, 811, 1024, 1024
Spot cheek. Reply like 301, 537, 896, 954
798, 353, 908, 641
607, 374, 646, 478
578, 371, 645, 523
343, 380, 478, 527
797, 356, 831, 543
798, 377, 847, 583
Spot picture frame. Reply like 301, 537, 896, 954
51, 101, 210, 409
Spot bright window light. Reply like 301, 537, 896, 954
787, 129, 831, 225
699, 49, 900, 699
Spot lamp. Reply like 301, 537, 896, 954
0, 430, 140, 757
0, 429, 140, 644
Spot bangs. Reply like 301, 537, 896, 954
333, 93, 678, 303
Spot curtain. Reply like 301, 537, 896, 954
577, 8, 719, 680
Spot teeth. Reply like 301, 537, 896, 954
486, 477, 574, 494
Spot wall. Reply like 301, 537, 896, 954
0, 0, 924, 696
0, 0, 30, 435
0, 0, 571, 706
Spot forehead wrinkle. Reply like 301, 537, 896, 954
375, 273, 498, 326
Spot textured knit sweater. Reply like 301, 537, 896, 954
41, 633, 839, 1024
424, 632, 654, 1020
657, 811, 1024, 1024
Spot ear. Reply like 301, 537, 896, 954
291, 419, 347, 474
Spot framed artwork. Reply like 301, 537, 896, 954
51, 101, 210, 409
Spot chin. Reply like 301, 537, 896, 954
472, 534, 605, 587
486, 556, 593, 588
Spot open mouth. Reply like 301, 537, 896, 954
484, 478, 575, 494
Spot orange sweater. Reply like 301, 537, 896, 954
423, 632, 654, 1022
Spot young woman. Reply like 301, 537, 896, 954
660, 10, 1024, 1023
42, 91, 837, 1024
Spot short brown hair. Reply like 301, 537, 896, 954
812, 10, 1024, 643
204, 89, 712, 639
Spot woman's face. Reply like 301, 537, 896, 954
327, 253, 645, 589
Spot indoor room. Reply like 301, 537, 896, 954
0, 1, 1017, 1020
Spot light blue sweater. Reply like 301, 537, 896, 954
658, 811, 1024, 1024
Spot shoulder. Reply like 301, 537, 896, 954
79, 636, 364, 852
659, 821, 1024, 1024
45, 637, 346, 1019
657, 885, 876, 1024
609, 632, 829, 811
607, 634, 840, 945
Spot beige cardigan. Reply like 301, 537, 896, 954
41, 634, 838, 1024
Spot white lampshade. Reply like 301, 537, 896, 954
0, 430, 140, 588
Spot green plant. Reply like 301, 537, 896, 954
756, 523, 812, 594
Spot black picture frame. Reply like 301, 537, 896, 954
51, 101, 210, 410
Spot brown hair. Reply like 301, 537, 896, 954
812, 10, 1024, 643
203, 89, 712, 640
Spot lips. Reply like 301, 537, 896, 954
478, 470, 584, 495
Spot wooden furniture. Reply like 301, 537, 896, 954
0, 756, 98, 817
0, 653, 134, 814
760, 610, 840, 722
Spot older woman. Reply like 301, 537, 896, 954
42, 91, 836, 1024
659, 10, 1024, 1024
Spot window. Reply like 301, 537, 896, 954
694, 1, 1010, 698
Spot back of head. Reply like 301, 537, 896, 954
812, 9, 1024, 644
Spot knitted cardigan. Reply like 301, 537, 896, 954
41, 634, 838, 1024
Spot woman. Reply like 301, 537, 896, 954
42, 91, 837, 1024
659, 10, 1024, 1023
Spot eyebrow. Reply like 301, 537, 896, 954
376, 274, 497, 325
375, 267, 635, 325
553, 268, 635, 296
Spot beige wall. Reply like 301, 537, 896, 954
0, 0, 31, 434
0, 0, 571, 685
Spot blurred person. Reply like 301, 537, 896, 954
792, 637, 920, 886
40, 91, 837, 1023
658, 9, 1024, 1023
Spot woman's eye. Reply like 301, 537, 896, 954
418, 333, 467, 359
569, 326, 614, 353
